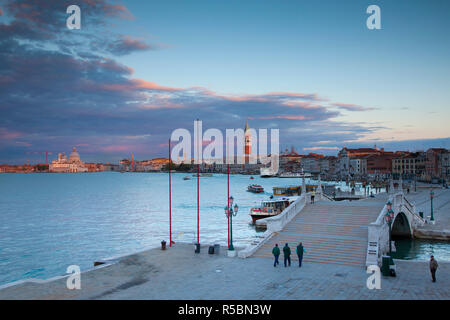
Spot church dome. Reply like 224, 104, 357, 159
69, 147, 81, 162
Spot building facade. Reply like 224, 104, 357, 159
49, 148, 88, 173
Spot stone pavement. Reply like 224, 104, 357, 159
407, 186, 450, 239
0, 243, 448, 300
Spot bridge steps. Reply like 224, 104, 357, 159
252, 200, 381, 267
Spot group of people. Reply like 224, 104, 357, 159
272, 242, 305, 267
271, 244, 440, 283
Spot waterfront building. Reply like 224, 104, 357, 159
349, 158, 367, 176
426, 148, 448, 181
319, 156, 338, 176
49, 148, 88, 173
280, 147, 302, 172
392, 152, 426, 179
438, 151, 450, 181
300, 153, 323, 174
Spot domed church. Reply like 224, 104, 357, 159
49, 147, 88, 173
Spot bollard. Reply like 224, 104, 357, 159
161, 240, 166, 250
195, 243, 201, 253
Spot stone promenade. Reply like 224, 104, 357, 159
0, 243, 448, 300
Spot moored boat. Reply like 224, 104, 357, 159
250, 198, 294, 223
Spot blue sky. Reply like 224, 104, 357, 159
0, 0, 449, 163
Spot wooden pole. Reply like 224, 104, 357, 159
227, 163, 230, 248
197, 163, 200, 244
169, 139, 172, 246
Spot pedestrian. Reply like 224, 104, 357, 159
283, 243, 291, 267
311, 190, 315, 204
296, 242, 306, 267
430, 255, 438, 282
272, 244, 280, 267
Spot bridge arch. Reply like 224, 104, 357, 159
391, 211, 412, 239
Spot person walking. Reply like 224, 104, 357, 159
430, 255, 438, 282
272, 244, 280, 267
283, 243, 291, 267
311, 190, 316, 204
296, 242, 306, 267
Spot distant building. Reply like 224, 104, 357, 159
392, 152, 426, 178
49, 147, 88, 173
426, 148, 447, 180
439, 151, 450, 181
280, 147, 302, 172
349, 158, 367, 176
301, 153, 323, 174
319, 156, 338, 176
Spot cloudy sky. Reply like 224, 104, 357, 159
0, 0, 449, 164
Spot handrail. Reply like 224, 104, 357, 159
260, 193, 307, 232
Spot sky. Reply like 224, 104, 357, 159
0, 0, 449, 164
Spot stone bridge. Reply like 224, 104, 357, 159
238, 180, 426, 269
366, 189, 426, 267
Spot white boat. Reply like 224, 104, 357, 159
260, 167, 278, 178
279, 172, 312, 178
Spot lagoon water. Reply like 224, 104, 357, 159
0, 172, 447, 286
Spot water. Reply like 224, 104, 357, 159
392, 239, 450, 262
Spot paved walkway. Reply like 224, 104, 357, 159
0, 244, 448, 300
253, 196, 386, 266
408, 187, 450, 237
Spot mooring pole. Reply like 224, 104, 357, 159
169, 139, 172, 246
197, 163, 200, 244
227, 163, 230, 248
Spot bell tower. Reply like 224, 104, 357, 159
244, 119, 251, 160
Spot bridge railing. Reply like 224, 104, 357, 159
262, 193, 307, 233
366, 192, 403, 267
366, 191, 425, 267
238, 193, 308, 258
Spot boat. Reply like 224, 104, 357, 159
272, 184, 317, 197
250, 176, 254, 180
247, 184, 264, 193
250, 198, 295, 223
273, 186, 302, 197
260, 167, 278, 178
279, 172, 312, 178
192, 173, 213, 177
183, 176, 191, 180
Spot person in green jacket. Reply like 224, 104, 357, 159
272, 244, 280, 267
297, 242, 306, 267
283, 243, 291, 267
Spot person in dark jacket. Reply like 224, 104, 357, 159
283, 243, 291, 267
272, 244, 280, 267
430, 255, 438, 282
296, 242, 306, 267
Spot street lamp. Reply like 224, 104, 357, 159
430, 189, 435, 223
224, 196, 239, 251
384, 201, 395, 266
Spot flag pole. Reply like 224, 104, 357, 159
169, 139, 173, 247
227, 163, 230, 248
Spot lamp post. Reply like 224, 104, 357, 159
385, 201, 395, 266
430, 189, 435, 223
224, 196, 239, 251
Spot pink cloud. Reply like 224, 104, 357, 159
100, 145, 133, 153
0, 128, 23, 140
250, 115, 311, 120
